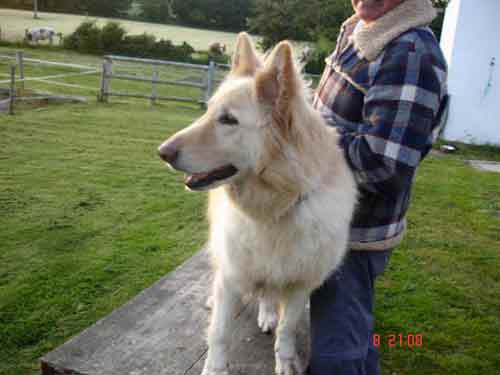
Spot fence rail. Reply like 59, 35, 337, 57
104, 55, 210, 70
99, 55, 216, 105
0, 50, 100, 95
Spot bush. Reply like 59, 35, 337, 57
101, 22, 127, 53
191, 50, 230, 66
304, 50, 329, 75
304, 35, 337, 75
121, 33, 157, 57
151, 39, 195, 61
63, 21, 208, 63
64, 21, 102, 53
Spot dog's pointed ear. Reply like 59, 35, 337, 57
231, 32, 261, 77
255, 41, 298, 111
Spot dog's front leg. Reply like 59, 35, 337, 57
202, 272, 240, 375
274, 289, 308, 375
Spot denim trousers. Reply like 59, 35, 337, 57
307, 249, 393, 375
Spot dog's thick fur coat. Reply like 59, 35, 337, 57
159, 34, 357, 375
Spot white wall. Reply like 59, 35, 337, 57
440, 0, 500, 145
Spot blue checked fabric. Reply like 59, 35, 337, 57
313, 25, 447, 248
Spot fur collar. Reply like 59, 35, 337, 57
345, 0, 437, 61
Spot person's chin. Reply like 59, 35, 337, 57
357, 10, 382, 23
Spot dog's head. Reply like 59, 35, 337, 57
158, 33, 307, 193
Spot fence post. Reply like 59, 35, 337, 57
16, 51, 25, 91
99, 58, 112, 103
8, 65, 16, 115
151, 65, 159, 105
204, 61, 216, 104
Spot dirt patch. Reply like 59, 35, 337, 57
467, 160, 500, 173
1, 88, 87, 113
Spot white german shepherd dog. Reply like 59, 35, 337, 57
158, 33, 357, 375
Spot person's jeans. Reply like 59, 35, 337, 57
307, 249, 392, 375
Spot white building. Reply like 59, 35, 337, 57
440, 0, 499, 145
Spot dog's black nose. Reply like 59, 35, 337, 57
158, 143, 178, 164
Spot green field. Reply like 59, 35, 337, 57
1, 47, 500, 375
0, 8, 247, 52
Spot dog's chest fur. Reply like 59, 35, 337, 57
208, 183, 354, 294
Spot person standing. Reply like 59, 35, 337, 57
308, 0, 448, 374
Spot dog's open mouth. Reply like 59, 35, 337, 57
184, 165, 238, 190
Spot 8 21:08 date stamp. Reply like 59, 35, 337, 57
372, 333, 424, 348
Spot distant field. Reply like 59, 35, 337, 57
0, 8, 249, 52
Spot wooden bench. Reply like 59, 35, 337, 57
41, 249, 310, 375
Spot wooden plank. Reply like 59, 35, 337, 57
23, 58, 96, 70
40, 249, 310, 375
16, 51, 25, 90
99, 60, 112, 103
111, 73, 204, 88
8, 65, 15, 115
105, 55, 209, 70
41, 250, 215, 375
151, 65, 159, 105
186, 304, 310, 375
107, 91, 203, 105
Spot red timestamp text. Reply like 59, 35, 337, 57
372, 333, 424, 348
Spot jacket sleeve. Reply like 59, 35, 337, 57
338, 42, 445, 196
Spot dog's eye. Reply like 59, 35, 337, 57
218, 113, 239, 126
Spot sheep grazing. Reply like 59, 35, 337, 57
300, 46, 313, 63
209, 42, 227, 55
25, 27, 58, 44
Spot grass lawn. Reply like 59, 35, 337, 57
1, 47, 500, 375
377, 143, 500, 373
0, 100, 208, 375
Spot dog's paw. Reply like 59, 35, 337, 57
258, 308, 278, 334
275, 354, 304, 375
201, 358, 228, 375
258, 299, 279, 334
205, 295, 213, 310
201, 368, 229, 375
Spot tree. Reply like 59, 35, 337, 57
33, 0, 38, 19
430, 0, 450, 40
137, 0, 251, 31
82, 0, 134, 18
29, 0, 133, 17
137, 0, 174, 23
250, 0, 451, 53
432, 0, 450, 8
249, 0, 351, 50
166, 0, 176, 18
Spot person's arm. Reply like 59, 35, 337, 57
339, 42, 445, 196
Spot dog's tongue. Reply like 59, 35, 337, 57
184, 172, 210, 185
184, 165, 238, 190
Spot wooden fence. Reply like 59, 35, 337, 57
0, 51, 99, 91
0, 51, 97, 114
1, 50, 322, 112
98, 56, 319, 106
99, 55, 221, 105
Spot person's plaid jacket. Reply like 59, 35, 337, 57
313, 23, 448, 250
